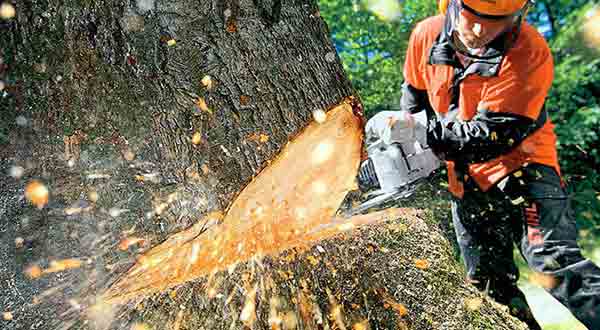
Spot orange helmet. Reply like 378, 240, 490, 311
463, 0, 529, 17
439, 0, 530, 17
440, 0, 533, 59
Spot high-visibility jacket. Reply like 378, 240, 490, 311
402, 15, 560, 198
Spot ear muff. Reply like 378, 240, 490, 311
439, 0, 449, 15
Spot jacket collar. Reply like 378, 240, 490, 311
428, 23, 505, 77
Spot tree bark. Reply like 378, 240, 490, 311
1, 0, 527, 329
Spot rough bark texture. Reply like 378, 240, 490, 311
1, 0, 527, 329
4, 0, 354, 204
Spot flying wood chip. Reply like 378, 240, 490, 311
414, 259, 429, 270
3, 311, 13, 321
191, 131, 202, 145
196, 97, 211, 114
104, 104, 366, 303
130, 323, 150, 330
529, 272, 559, 290
0, 3, 16, 19
352, 320, 369, 330
381, 291, 409, 317
118, 237, 147, 251
45, 259, 82, 273
201, 75, 213, 89
25, 265, 42, 279
25, 180, 49, 209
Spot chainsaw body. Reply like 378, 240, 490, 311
350, 110, 441, 214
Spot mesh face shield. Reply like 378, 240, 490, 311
444, 0, 531, 60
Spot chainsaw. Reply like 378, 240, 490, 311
340, 110, 441, 216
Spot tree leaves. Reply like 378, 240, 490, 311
319, 0, 436, 117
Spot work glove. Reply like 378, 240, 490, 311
426, 109, 472, 181
364, 111, 415, 146
426, 108, 461, 161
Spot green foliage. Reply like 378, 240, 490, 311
527, 0, 592, 38
546, 3, 600, 233
319, 0, 436, 117
550, 3, 600, 60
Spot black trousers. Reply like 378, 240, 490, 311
452, 163, 600, 330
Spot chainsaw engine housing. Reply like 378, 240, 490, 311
355, 111, 440, 212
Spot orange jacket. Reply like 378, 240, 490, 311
403, 15, 559, 197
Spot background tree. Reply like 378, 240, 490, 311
318, 0, 436, 115
526, 0, 592, 38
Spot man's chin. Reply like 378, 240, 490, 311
458, 36, 481, 50
464, 41, 487, 52
463, 40, 482, 49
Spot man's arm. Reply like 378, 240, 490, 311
400, 82, 434, 115
427, 108, 544, 164
400, 79, 544, 164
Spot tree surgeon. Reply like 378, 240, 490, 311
396, 0, 600, 329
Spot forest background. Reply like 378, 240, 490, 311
317, 0, 600, 329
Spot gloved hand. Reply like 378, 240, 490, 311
365, 111, 415, 146
426, 117, 444, 159
426, 109, 461, 161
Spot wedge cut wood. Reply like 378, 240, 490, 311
105, 103, 363, 304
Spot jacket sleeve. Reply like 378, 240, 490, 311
403, 21, 428, 90
400, 82, 435, 116
427, 109, 543, 164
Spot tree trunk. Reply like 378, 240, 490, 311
5, 0, 354, 203
1, 0, 527, 329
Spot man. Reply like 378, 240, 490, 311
399, 0, 600, 329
